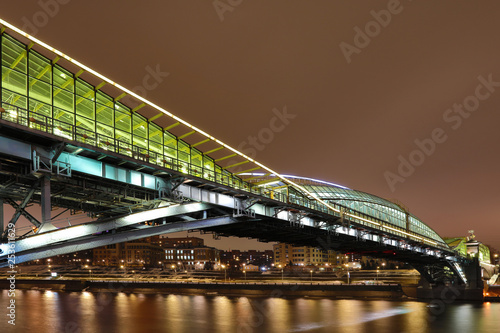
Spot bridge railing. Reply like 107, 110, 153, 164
0, 101, 451, 251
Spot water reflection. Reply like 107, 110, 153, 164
0, 290, 498, 333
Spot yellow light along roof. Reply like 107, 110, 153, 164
0, 17, 342, 215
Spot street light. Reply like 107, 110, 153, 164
243, 270, 246, 281
310, 270, 313, 283
279, 264, 283, 282
221, 264, 227, 282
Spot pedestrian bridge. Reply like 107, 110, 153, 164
0, 19, 477, 286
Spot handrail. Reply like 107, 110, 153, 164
0, 101, 452, 251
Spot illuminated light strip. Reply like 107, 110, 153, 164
382, 224, 438, 245
240, 172, 443, 247
344, 212, 438, 246
0, 18, 339, 216
344, 213, 380, 226
239, 172, 350, 189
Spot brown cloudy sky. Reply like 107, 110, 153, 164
2, 1, 500, 251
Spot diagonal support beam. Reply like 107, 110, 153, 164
223, 160, 249, 170
0, 199, 3, 236
4, 198, 41, 229
8, 202, 213, 254
2, 215, 242, 266
51, 142, 66, 163
1, 185, 38, 238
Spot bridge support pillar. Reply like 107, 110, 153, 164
37, 175, 57, 234
416, 259, 484, 301
41, 175, 51, 224
0, 198, 3, 234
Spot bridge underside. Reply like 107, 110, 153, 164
1, 199, 468, 285
0, 121, 469, 286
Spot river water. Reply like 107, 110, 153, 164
0, 289, 498, 332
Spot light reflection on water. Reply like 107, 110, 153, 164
1, 289, 499, 333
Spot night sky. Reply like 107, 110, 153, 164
1, 1, 500, 251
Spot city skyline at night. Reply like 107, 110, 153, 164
1, 1, 500, 251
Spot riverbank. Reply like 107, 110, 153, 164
1, 278, 496, 301
1, 278, 408, 299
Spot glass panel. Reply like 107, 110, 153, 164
96, 103, 113, 126
76, 78, 94, 98
29, 98, 51, 118
133, 134, 148, 149
29, 79, 51, 104
164, 131, 177, 150
191, 147, 202, 167
178, 141, 190, 163
2, 66, 26, 95
2, 36, 27, 73
29, 51, 51, 83
0, 35, 262, 213
97, 122, 114, 139
76, 115, 94, 132
53, 66, 73, 92
2, 89, 26, 109
133, 113, 147, 138
149, 122, 162, 143
115, 107, 131, 143
54, 106, 74, 125
76, 96, 94, 119
164, 146, 177, 159
54, 89, 74, 113
96, 90, 112, 106
149, 141, 162, 155
203, 155, 214, 170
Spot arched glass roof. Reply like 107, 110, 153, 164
0, 19, 448, 250
249, 174, 448, 247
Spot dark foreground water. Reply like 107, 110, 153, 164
1, 289, 498, 333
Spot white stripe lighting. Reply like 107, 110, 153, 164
0, 19, 442, 249
0, 18, 341, 215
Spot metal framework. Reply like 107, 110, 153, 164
0, 19, 476, 285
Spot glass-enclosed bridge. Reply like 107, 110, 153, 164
0, 20, 473, 285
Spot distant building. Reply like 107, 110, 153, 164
162, 236, 220, 270
220, 249, 274, 268
160, 236, 205, 248
243, 264, 260, 271
444, 234, 492, 264
26, 250, 93, 266
273, 243, 343, 267
93, 236, 164, 268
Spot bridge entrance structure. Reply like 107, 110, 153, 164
0, 19, 479, 291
